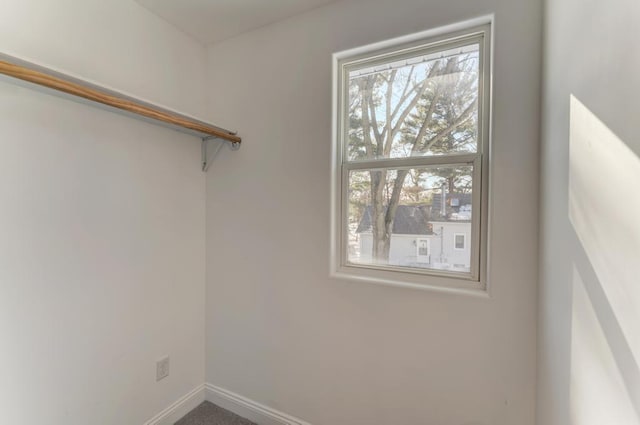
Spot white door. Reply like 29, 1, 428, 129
416, 238, 430, 263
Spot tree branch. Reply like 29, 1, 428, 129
421, 100, 477, 153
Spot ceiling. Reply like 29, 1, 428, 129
135, 0, 339, 45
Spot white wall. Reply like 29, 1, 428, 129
204, 1, 541, 424
0, 1, 207, 423
538, 0, 640, 424
0, 0, 207, 118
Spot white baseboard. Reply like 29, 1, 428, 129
143, 384, 206, 425
142, 382, 312, 425
205, 383, 312, 425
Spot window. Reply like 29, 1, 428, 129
332, 20, 491, 291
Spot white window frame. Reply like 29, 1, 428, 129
454, 233, 467, 251
330, 16, 492, 295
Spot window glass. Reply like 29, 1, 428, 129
346, 45, 480, 161
347, 166, 473, 273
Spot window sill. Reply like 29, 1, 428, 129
331, 265, 489, 298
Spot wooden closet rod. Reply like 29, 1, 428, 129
0, 55, 241, 144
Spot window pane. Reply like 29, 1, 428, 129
346, 43, 480, 161
347, 165, 473, 273
455, 234, 465, 249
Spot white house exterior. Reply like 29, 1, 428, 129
357, 221, 471, 272
426, 221, 471, 271
353, 196, 472, 272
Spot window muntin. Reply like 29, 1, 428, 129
334, 24, 490, 288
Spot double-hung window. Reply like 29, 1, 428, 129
332, 21, 491, 291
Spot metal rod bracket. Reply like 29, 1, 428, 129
202, 136, 240, 172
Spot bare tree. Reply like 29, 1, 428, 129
348, 53, 478, 262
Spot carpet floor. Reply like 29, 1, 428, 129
175, 401, 256, 425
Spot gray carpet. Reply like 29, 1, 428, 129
175, 401, 256, 425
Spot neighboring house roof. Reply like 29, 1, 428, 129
356, 205, 433, 235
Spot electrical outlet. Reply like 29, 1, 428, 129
156, 356, 170, 381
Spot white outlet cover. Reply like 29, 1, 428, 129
156, 356, 170, 381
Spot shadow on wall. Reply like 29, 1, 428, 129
568, 95, 640, 424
